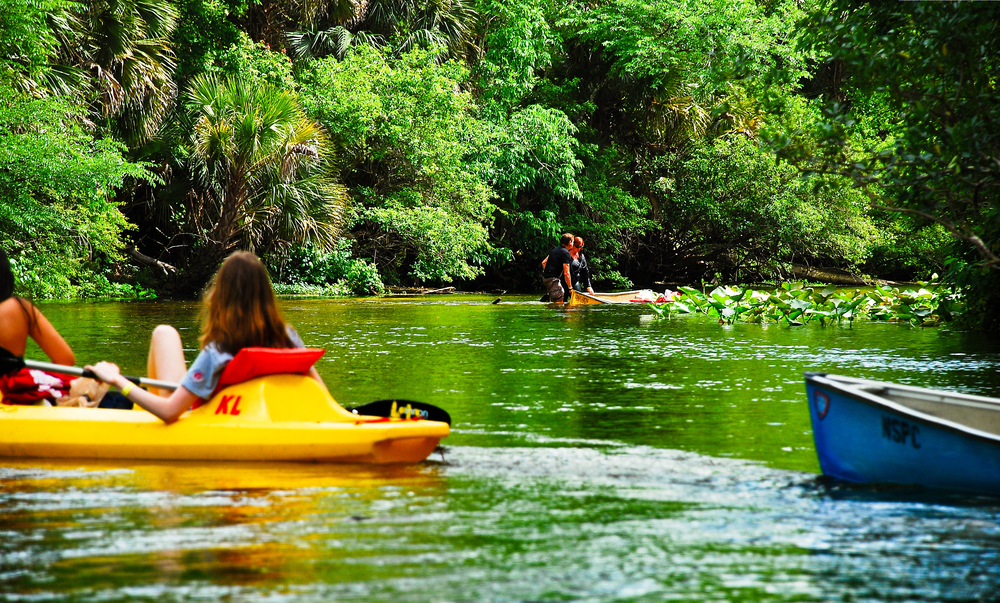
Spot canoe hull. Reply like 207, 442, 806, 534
0, 374, 448, 464
805, 373, 1000, 494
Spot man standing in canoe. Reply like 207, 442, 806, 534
541, 233, 575, 304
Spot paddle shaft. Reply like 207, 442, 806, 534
22, 359, 180, 391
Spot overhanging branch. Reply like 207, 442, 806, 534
125, 246, 178, 276
869, 203, 1000, 269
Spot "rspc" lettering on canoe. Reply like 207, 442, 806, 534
882, 415, 921, 449
215, 395, 242, 416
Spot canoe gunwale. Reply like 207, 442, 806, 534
806, 372, 1000, 446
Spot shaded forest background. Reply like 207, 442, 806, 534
1, 0, 998, 327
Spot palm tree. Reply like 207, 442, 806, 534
42, 0, 179, 147
185, 73, 349, 273
295, 0, 365, 28
396, 0, 478, 60
285, 0, 478, 62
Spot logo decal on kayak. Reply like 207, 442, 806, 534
390, 401, 428, 420
215, 394, 242, 416
814, 391, 831, 420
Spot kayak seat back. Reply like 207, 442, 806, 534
189, 347, 356, 421
213, 347, 326, 395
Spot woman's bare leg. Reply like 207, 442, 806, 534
148, 325, 186, 397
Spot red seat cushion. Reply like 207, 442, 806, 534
213, 347, 325, 394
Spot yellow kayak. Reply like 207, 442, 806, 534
0, 374, 449, 463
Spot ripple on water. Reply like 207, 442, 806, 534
2, 446, 1000, 602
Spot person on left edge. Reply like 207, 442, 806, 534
541, 233, 575, 304
86, 251, 327, 423
0, 246, 76, 404
570, 236, 595, 294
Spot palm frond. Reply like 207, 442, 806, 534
184, 75, 350, 254
287, 26, 385, 61
37, 64, 88, 98
60, 0, 179, 146
396, 29, 446, 55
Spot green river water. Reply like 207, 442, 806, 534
2, 295, 1000, 601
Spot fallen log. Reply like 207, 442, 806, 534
790, 265, 867, 286
125, 246, 178, 276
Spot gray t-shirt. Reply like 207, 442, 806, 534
180, 326, 306, 400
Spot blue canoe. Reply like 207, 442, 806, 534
805, 373, 1000, 495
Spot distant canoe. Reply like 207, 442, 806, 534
567, 290, 661, 306
805, 372, 1000, 495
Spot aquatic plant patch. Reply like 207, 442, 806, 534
647, 281, 960, 327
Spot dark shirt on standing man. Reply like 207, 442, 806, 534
543, 246, 574, 292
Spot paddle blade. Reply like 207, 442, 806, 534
347, 399, 452, 425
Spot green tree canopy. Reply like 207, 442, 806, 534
301, 47, 498, 283
783, 0, 1000, 267
0, 0, 65, 89
0, 86, 155, 296
778, 0, 1000, 326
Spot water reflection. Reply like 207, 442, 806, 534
3, 446, 1000, 601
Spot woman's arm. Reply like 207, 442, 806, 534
87, 361, 199, 423
28, 304, 75, 366
580, 255, 594, 293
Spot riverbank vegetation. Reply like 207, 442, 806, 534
1, 0, 997, 327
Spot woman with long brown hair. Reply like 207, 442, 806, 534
88, 251, 326, 422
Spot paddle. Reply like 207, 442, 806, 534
0, 354, 178, 391
346, 399, 452, 425
1, 354, 452, 425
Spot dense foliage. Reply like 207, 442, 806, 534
299, 47, 497, 283
0, 83, 156, 297
777, 0, 1000, 328
0, 0, 996, 327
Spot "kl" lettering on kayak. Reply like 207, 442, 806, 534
215, 395, 242, 416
